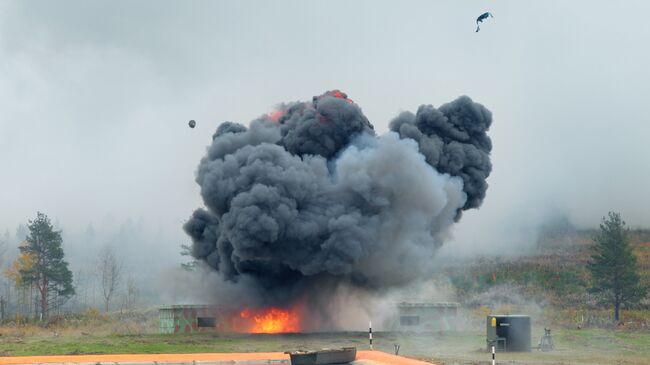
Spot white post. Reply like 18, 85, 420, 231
492, 346, 495, 365
369, 320, 373, 350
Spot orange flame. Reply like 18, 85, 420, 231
236, 307, 301, 333
267, 109, 287, 122
326, 89, 354, 104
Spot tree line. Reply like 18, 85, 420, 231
1, 211, 648, 323
1, 212, 135, 321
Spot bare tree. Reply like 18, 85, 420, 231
126, 276, 138, 310
0, 234, 7, 267
0, 237, 5, 320
119, 276, 139, 314
0, 234, 11, 320
97, 245, 122, 312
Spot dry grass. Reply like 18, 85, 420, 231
2, 327, 649, 365
0, 307, 159, 340
1, 309, 650, 365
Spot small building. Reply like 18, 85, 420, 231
159, 305, 222, 334
396, 302, 459, 332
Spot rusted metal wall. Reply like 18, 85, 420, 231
159, 305, 224, 334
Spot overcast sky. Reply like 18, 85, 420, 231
1, 1, 649, 264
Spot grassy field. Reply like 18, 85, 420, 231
394, 328, 650, 365
1, 328, 650, 365
2, 230, 648, 364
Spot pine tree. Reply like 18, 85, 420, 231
19, 212, 75, 319
588, 212, 647, 322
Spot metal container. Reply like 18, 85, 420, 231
288, 347, 357, 365
486, 315, 531, 352
159, 305, 220, 334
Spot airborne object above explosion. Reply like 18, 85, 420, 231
476, 11, 494, 32
184, 90, 492, 328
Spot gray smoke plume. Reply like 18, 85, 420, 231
184, 90, 492, 313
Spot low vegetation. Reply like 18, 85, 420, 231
442, 225, 650, 330
1, 216, 649, 364
2, 322, 650, 365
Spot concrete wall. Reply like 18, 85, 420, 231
396, 303, 459, 332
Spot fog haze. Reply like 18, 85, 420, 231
2, 1, 649, 277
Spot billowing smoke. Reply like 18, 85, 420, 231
184, 91, 492, 320
389, 96, 492, 213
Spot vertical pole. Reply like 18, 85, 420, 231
369, 320, 373, 350
492, 346, 495, 365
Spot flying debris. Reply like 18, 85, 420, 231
476, 12, 493, 32
188, 119, 196, 128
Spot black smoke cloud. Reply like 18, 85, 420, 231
389, 96, 492, 213
185, 90, 492, 308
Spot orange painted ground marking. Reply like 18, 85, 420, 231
0, 352, 288, 365
357, 350, 437, 365
0, 350, 438, 365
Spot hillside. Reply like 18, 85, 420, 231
438, 228, 650, 329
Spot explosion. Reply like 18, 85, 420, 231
237, 307, 301, 333
185, 90, 492, 330
321, 89, 354, 104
